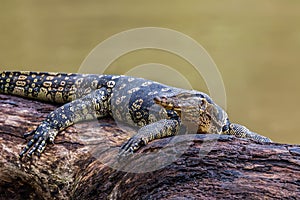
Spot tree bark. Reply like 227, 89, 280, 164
0, 94, 299, 200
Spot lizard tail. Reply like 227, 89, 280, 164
0, 71, 114, 104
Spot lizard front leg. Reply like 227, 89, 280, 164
119, 119, 180, 157
19, 87, 111, 158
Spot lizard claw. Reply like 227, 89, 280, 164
118, 136, 146, 158
23, 130, 35, 138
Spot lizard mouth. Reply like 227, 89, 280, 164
153, 96, 181, 111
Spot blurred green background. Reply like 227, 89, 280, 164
1, 0, 299, 144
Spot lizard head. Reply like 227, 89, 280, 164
154, 92, 223, 133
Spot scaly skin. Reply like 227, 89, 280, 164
0, 71, 272, 158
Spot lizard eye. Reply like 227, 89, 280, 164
101, 95, 107, 101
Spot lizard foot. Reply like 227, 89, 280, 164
118, 135, 147, 158
19, 122, 58, 159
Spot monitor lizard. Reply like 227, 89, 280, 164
0, 71, 272, 159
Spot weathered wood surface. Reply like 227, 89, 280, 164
0, 93, 299, 200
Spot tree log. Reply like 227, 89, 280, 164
0, 94, 299, 200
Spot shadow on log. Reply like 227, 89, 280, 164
0, 94, 300, 199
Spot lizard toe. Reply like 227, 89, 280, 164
23, 130, 35, 138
